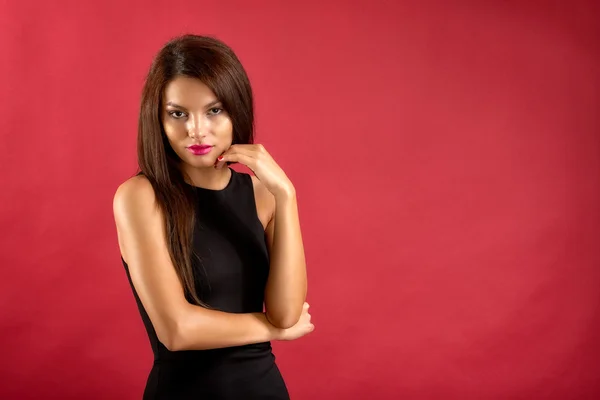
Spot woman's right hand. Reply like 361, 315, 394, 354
273, 302, 314, 341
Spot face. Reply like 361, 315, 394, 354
161, 75, 233, 169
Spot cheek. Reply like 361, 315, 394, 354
214, 117, 233, 138
163, 120, 184, 139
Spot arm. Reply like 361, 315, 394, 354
263, 186, 308, 329
215, 144, 309, 329
113, 176, 280, 351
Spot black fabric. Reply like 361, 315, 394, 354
122, 168, 289, 399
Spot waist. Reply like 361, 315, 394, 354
154, 341, 273, 364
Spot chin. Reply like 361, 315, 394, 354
187, 159, 216, 169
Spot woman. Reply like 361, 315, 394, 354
112, 34, 314, 399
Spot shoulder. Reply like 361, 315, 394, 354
113, 175, 160, 223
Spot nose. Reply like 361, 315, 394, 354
187, 115, 209, 138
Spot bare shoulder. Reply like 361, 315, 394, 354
113, 175, 163, 261
113, 175, 157, 219
250, 174, 275, 229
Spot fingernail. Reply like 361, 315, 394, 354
217, 156, 224, 161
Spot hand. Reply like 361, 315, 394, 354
274, 302, 314, 341
215, 144, 294, 198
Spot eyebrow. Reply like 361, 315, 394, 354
165, 100, 222, 110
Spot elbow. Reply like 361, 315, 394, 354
266, 312, 300, 330
158, 320, 189, 352
265, 300, 305, 329
162, 334, 186, 352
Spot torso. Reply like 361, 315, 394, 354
186, 169, 270, 312
117, 169, 274, 263
119, 168, 289, 399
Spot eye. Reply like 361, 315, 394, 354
168, 110, 187, 119
208, 107, 223, 116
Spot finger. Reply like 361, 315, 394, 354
222, 144, 247, 155
233, 143, 266, 153
218, 152, 256, 168
227, 144, 269, 159
214, 154, 227, 169
215, 158, 227, 169
218, 145, 254, 162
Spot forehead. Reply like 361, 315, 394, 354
163, 76, 218, 106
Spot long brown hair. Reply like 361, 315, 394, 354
136, 34, 254, 305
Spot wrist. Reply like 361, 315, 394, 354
273, 182, 296, 201
257, 312, 284, 341
269, 325, 285, 341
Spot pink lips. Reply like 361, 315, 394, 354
187, 145, 213, 155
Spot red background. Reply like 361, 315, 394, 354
1, 1, 599, 399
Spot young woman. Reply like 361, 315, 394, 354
112, 34, 313, 399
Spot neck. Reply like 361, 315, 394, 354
181, 164, 231, 190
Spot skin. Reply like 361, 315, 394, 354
113, 76, 312, 351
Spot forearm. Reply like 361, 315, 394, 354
264, 191, 308, 328
168, 306, 280, 351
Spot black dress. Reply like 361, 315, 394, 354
122, 168, 290, 399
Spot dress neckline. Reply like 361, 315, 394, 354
184, 168, 236, 193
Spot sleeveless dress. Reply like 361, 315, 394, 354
121, 168, 290, 399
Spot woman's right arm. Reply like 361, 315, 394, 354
112, 176, 284, 351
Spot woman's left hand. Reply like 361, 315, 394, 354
215, 144, 294, 198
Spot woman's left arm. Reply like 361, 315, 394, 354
263, 186, 307, 329
216, 144, 307, 329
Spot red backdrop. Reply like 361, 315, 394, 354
1, 1, 599, 399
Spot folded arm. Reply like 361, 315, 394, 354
260, 182, 308, 329
113, 176, 282, 351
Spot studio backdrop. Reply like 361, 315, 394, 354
1, 1, 599, 399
